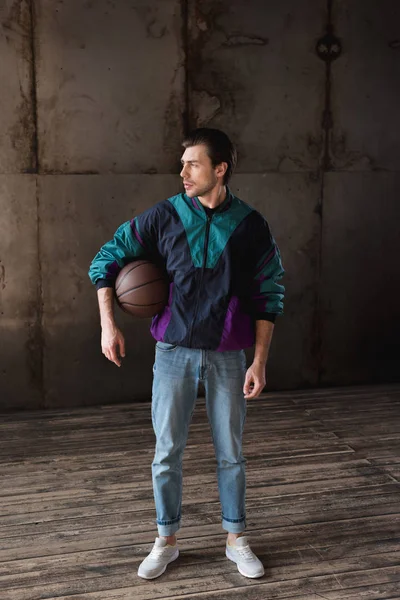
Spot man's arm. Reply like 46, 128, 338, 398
97, 287, 125, 367
89, 215, 157, 366
244, 214, 285, 399
243, 320, 274, 399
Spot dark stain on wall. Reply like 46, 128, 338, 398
133, 3, 169, 40
9, 89, 35, 171
25, 180, 45, 405
2, 0, 37, 171
222, 35, 268, 47
330, 132, 375, 170
189, 2, 248, 132
147, 18, 167, 39
28, 0, 39, 173
314, 0, 339, 385
0, 262, 5, 291
163, 90, 182, 163
4, 2, 45, 403
188, 0, 272, 163
26, 311, 44, 401
181, 0, 189, 135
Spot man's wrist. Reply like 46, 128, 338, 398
253, 357, 267, 367
100, 317, 117, 330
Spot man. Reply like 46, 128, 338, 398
89, 128, 285, 580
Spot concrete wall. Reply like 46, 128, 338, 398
0, 0, 399, 409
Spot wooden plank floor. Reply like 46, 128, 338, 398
1, 384, 400, 600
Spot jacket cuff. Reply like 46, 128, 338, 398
254, 312, 277, 323
95, 279, 115, 290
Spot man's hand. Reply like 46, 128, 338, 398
101, 325, 125, 367
243, 361, 266, 399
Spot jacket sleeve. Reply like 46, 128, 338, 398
251, 215, 285, 323
88, 215, 154, 290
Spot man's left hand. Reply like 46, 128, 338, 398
243, 362, 266, 399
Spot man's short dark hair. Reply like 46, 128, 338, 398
182, 128, 237, 185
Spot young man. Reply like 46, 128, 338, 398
89, 128, 285, 580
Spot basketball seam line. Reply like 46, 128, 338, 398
115, 260, 149, 292
120, 301, 165, 307
117, 277, 166, 299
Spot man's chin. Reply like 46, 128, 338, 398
184, 187, 197, 198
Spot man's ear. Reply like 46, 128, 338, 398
216, 162, 228, 179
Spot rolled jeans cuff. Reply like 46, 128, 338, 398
156, 518, 181, 537
222, 515, 246, 533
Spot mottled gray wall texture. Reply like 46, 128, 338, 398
0, 0, 399, 409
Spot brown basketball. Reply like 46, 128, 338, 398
115, 260, 169, 318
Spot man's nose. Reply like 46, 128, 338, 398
180, 164, 188, 178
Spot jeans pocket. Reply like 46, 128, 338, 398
156, 341, 178, 352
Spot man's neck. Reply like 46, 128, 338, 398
197, 185, 227, 209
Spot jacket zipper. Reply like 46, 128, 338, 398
188, 214, 212, 347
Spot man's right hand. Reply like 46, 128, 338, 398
101, 325, 126, 367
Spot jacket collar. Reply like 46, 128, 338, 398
186, 187, 234, 215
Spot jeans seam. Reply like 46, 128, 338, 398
156, 516, 181, 525
205, 400, 221, 490
222, 515, 246, 523
156, 342, 178, 352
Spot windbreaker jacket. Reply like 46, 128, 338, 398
88, 188, 285, 351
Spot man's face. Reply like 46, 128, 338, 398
180, 144, 219, 198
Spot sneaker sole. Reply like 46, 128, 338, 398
225, 549, 265, 579
138, 548, 179, 580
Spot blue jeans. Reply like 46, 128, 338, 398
151, 342, 248, 536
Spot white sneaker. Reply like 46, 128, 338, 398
138, 537, 179, 579
226, 536, 265, 578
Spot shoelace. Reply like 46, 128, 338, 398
149, 546, 168, 559
236, 545, 255, 560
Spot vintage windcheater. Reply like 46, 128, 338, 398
88, 188, 285, 351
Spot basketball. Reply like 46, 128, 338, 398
115, 260, 169, 318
